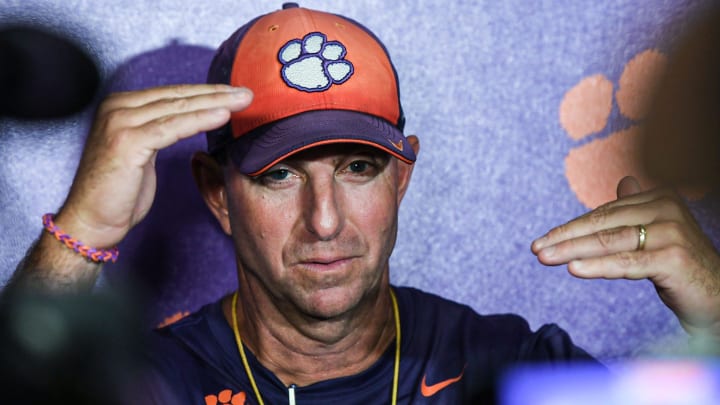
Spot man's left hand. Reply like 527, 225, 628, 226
532, 176, 720, 340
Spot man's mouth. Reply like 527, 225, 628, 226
297, 256, 356, 271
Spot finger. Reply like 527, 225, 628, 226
532, 193, 688, 253
532, 202, 653, 253
566, 250, 656, 281
536, 224, 642, 265
131, 107, 236, 153
617, 175, 641, 198
576, 186, 678, 222
110, 88, 253, 128
102, 84, 248, 111
535, 221, 691, 265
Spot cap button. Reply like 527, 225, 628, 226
282, 2, 299, 9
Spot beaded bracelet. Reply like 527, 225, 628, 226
42, 213, 119, 263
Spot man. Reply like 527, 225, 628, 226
9, 3, 720, 404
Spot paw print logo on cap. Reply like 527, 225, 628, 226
278, 32, 354, 92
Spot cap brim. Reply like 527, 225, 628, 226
229, 110, 416, 176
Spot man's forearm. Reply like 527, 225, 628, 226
8, 231, 102, 293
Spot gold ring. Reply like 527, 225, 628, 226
636, 224, 647, 251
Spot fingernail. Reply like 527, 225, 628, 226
209, 108, 228, 116
232, 89, 252, 100
541, 245, 555, 258
570, 260, 582, 270
533, 235, 548, 250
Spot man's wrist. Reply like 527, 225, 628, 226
52, 208, 124, 251
42, 213, 119, 263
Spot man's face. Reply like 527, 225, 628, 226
219, 144, 412, 320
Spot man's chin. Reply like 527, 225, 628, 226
297, 286, 371, 321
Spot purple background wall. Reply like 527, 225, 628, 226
2, 0, 719, 363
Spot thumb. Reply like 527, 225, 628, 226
617, 175, 642, 199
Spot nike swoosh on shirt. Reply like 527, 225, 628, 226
420, 366, 466, 397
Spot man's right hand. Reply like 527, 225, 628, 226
9, 84, 252, 291
58, 84, 252, 249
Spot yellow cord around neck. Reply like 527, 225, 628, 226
231, 289, 401, 405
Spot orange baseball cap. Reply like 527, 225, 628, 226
206, 3, 416, 176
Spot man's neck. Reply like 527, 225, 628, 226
222, 278, 396, 387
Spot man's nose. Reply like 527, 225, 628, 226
303, 176, 344, 241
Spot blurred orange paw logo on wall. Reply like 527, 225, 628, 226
205, 389, 247, 405
559, 49, 667, 209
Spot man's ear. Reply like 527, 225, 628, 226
191, 152, 232, 235
396, 135, 420, 203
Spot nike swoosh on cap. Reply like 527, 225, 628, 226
389, 138, 404, 151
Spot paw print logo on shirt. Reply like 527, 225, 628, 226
205, 389, 246, 405
279, 32, 354, 92
559, 49, 668, 208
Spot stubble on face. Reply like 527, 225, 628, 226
225, 145, 401, 326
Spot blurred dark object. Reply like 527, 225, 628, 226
642, 7, 720, 190
0, 290, 144, 404
0, 26, 100, 119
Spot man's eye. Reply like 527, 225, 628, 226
348, 161, 370, 173
266, 169, 290, 181
254, 167, 300, 188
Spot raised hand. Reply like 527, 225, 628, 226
10, 84, 252, 291
59, 84, 252, 247
532, 176, 720, 339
